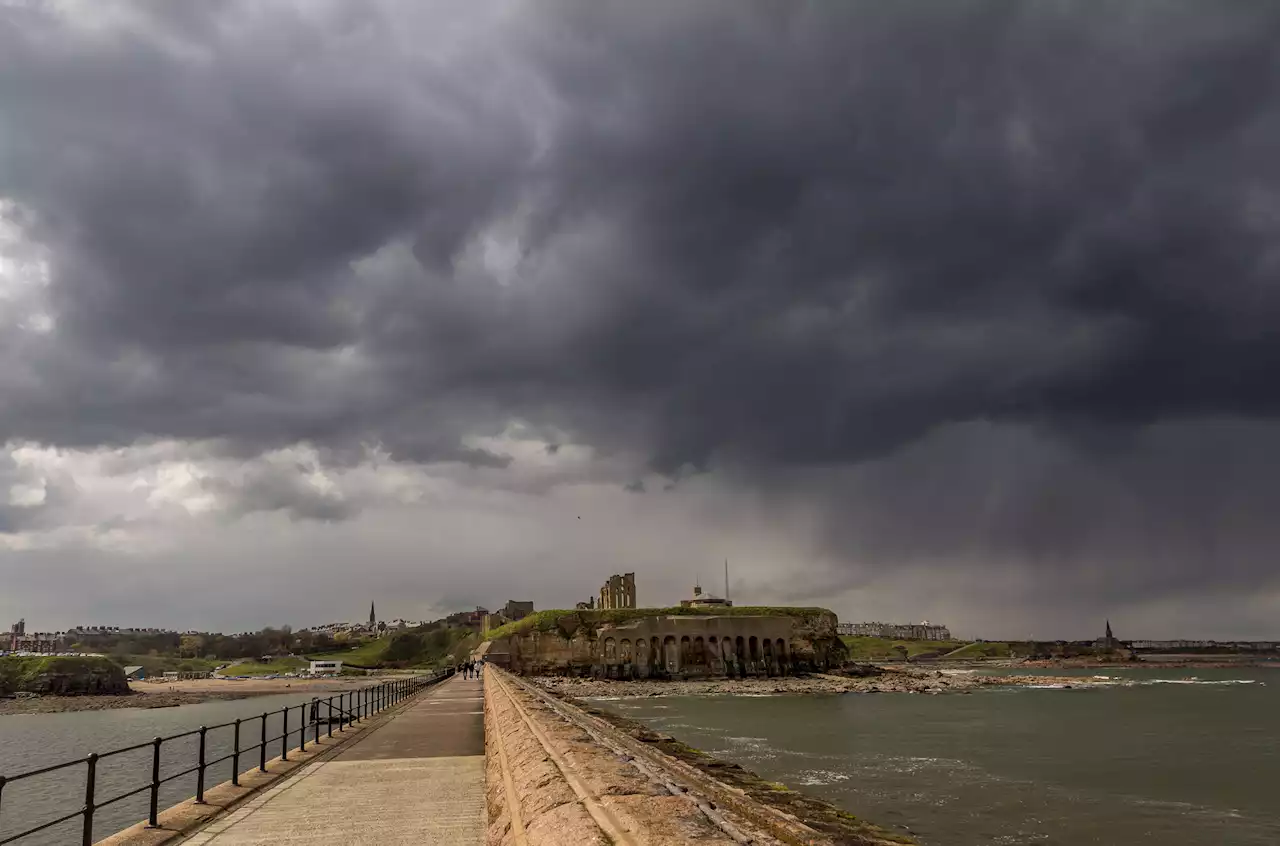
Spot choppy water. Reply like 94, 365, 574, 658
599, 667, 1280, 845
0, 693, 333, 845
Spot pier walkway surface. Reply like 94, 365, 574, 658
180, 674, 485, 845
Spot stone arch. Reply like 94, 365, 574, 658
707, 636, 720, 674
663, 635, 679, 672
680, 635, 692, 671
620, 638, 632, 663
651, 637, 662, 675
635, 638, 648, 674
694, 636, 705, 669
749, 636, 760, 674
604, 637, 617, 662
762, 638, 774, 676
735, 636, 747, 675
776, 639, 789, 674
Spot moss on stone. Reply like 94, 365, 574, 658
0, 655, 130, 696
485, 606, 835, 642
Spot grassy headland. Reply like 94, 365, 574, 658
486, 606, 834, 642
0, 655, 129, 695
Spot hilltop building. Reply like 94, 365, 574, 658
680, 582, 733, 609
598, 573, 636, 610
501, 600, 534, 621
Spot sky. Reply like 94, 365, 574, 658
3, 0, 1280, 640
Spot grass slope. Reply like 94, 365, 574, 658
308, 639, 391, 666
307, 627, 479, 669
486, 606, 833, 642
220, 657, 309, 676
839, 636, 970, 660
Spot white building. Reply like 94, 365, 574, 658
309, 660, 343, 675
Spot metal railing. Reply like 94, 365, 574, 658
0, 670, 452, 846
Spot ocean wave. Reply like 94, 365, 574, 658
1143, 678, 1257, 686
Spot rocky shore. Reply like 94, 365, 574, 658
531, 669, 1108, 698
0, 689, 278, 715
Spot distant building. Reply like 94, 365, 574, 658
598, 573, 636, 610
679, 582, 733, 609
444, 607, 488, 631
839, 621, 952, 641
123, 666, 146, 680
1095, 620, 1119, 650
309, 660, 343, 675
502, 600, 535, 621
8, 620, 66, 654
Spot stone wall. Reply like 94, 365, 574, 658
491, 610, 847, 678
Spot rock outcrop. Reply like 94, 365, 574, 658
0, 656, 130, 696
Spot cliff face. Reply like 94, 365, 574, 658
0, 656, 130, 696
490, 608, 848, 677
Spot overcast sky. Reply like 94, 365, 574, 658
3, 1, 1280, 640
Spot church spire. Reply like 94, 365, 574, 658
369, 602, 377, 628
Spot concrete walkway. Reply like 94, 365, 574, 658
181, 674, 486, 845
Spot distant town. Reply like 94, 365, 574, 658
7, 570, 1280, 663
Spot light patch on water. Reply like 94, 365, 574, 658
793, 769, 851, 786
1143, 678, 1257, 686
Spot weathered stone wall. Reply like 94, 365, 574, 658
493, 610, 847, 678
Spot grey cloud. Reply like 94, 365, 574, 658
199, 464, 356, 523
4, 2, 1279, 469
3, 1, 1280, 628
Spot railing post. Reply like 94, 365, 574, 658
196, 726, 208, 803
0, 775, 6, 825
327, 697, 335, 738
281, 707, 289, 762
148, 737, 162, 827
259, 713, 268, 772
313, 699, 321, 745
81, 753, 98, 846
232, 719, 242, 786
299, 704, 306, 752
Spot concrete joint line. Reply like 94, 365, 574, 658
491, 670, 637, 845
485, 668, 530, 846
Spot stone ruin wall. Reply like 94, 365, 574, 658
492, 610, 847, 678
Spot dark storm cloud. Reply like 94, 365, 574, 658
3, 0, 1280, 602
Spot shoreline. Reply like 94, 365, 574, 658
530, 669, 1114, 699
0, 675, 379, 715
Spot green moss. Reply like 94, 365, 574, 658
0, 656, 128, 695
485, 606, 833, 642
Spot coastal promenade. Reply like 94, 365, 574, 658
178, 674, 485, 845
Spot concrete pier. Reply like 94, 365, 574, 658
179, 674, 485, 845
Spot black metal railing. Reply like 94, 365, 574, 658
0, 670, 452, 846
